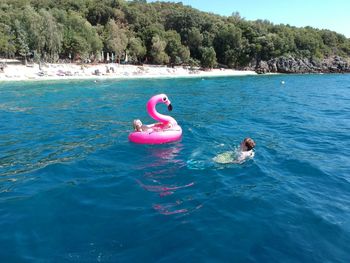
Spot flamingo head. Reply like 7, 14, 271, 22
147, 94, 177, 125
157, 94, 172, 111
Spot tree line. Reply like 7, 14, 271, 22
0, 0, 349, 68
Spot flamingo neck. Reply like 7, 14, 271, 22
147, 100, 177, 125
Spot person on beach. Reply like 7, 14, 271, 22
213, 138, 256, 164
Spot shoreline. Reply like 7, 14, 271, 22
0, 63, 257, 83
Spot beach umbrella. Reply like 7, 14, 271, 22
106, 52, 110, 62
111, 53, 114, 62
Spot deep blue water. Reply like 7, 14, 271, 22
1, 74, 350, 262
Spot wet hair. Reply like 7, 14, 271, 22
243, 138, 256, 151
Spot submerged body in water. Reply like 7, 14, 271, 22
213, 138, 256, 164
213, 148, 255, 164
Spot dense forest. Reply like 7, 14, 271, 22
0, 0, 350, 69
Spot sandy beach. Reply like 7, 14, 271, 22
0, 62, 256, 82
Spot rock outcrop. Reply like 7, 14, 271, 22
253, 56, 350, 74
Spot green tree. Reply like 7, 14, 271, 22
294, 28, 323, 58
87, 0, 122, 25
128, 37, 146, 63
200, 46, 217, 68
62, 11, 102, 60
214, 25, 243, 67
38, 9, 63, 62
165, 30, 190, 64
0, 24, 15, 57
139, 24, 165, 58
151, 35, 169, 64
13, 19, 31, 64
187, 27, 203, 59
104, 19, 128, 62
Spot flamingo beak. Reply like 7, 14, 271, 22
167, 104, 173, 111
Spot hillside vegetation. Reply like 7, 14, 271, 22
1, 0, 349, 70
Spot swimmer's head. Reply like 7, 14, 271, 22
241, 138, 256, 151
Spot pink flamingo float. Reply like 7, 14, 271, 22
128, 94, 182, 144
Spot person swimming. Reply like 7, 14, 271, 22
213, 138, 256, 164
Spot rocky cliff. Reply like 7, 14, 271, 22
253, 56, 350, 74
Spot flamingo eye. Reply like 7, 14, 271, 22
163, 97, 167, 101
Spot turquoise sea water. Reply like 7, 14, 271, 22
1, 74, 349, 262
